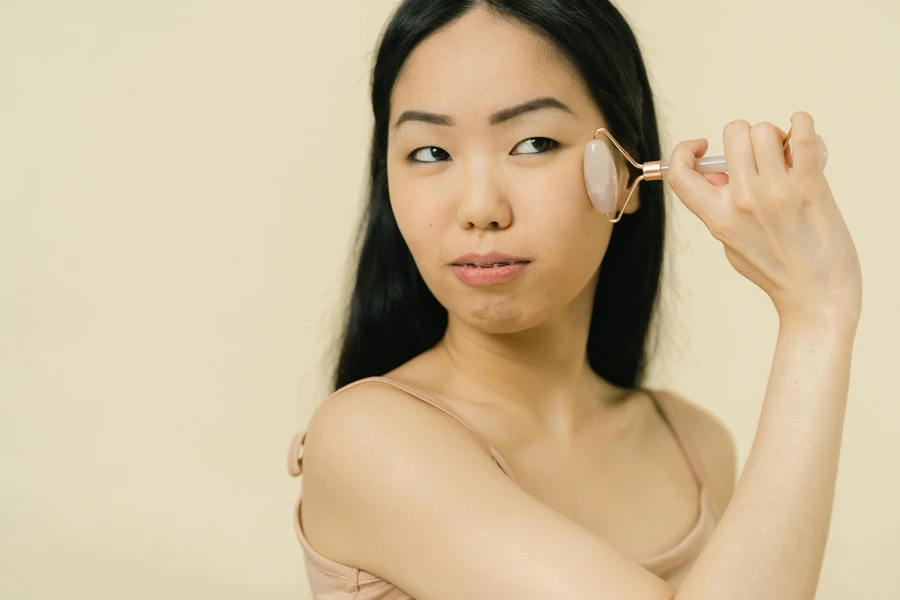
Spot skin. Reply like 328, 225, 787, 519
385, 7, 640, 430
300, 6, 861, 598
380, 6, 733, 559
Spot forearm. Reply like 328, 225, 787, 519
675, 318, 858, 600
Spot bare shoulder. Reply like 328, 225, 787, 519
299, 379, 482, 562
299, 379, 674, 600
654, 389, 739, 513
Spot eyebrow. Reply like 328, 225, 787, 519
392, 96, 575, 130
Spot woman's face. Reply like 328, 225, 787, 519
386, 8, 637, 334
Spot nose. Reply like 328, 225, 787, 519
455, 160, 513, 230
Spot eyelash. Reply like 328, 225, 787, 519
406, 137, 561, 164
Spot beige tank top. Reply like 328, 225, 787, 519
287, 376, 722, 598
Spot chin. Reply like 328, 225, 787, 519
449, 295, 553, 335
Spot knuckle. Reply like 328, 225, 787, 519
732, 181, 758, 213
797, 179, 822, 205
675, 139, 695, 154
708, 215, 734, 243
709, 227, 727, 243
750, 121, 778, 139
732, 193, 754, 214
724, 119, 750, 138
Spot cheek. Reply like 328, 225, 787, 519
511, 172, 613, 304
514, 162, 611, 253
516, 152, 592, 217
389, 183, 447, 265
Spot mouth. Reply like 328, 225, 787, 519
454, 260, 531, 269
450, 260, 531, 286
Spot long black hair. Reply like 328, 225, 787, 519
330, 0, 666, 392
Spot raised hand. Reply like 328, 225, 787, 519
666, 112, 862, 330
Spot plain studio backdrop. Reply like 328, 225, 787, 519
1, 1, 897, 598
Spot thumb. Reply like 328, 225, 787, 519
666, 138, 722, 222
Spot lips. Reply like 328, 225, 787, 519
458, 261, 528, 269
450, 261, 530, 286
450, 251, 531, 267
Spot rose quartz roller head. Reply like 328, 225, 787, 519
584, 127, 828, 223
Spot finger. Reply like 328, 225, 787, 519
787, 111, 820, 174
749, 122, 789, 181
704, 173, 729, 187
666, 138, 723, 222
723, 120, 758, 188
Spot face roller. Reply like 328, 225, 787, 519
583, 127, 829, 223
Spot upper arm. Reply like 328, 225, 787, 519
301, 382, 676, 600
659, 391, 738, 513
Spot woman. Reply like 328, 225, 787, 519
287, 1, 862, 598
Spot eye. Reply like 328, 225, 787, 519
512, 137, 560, 155
408, 147, 451, 163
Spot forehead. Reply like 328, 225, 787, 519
391, 9, 588, 118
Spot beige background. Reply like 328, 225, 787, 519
1, 1, 897, 598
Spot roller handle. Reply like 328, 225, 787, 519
658, 134, 828, 177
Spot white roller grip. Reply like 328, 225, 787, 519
689, 134, 828, 175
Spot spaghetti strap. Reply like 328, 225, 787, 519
287, 376, 518, 483
643, 389, 715, 501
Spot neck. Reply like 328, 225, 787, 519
431, 292, 623, 438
